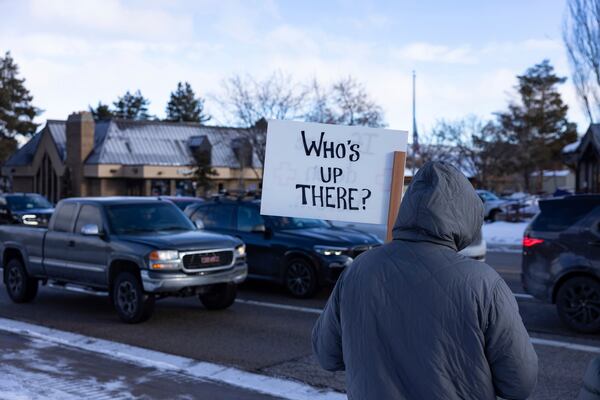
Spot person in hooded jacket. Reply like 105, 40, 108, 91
312, 161, 538, 400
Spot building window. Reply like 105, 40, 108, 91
34, 153, 59, 203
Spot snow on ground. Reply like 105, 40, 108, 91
482, 221, 528, 252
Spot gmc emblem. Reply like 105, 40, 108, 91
201, 255, 220, 264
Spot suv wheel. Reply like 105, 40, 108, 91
4, 258, 38, 303
489, 209, 500, 222
285, 258, 318, 298
556, 276, 600, 333
112, 271, 155, 323
199, 283, 237, 310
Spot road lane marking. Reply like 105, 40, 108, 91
530, 337, 600, 354
514, 293, 535, 300
237, 292, 536, 315
0, 318, 345, 400
237, 299, 600, 354
236, 299, 323, 315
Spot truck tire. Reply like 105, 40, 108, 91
199, 283, 237, 310
112, 271, 155, 323
4, 258, 38, 303
285, 258, 318, 298
556, 276, 600, 334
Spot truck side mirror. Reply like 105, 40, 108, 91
81, 224, 100, 236
194, 219, 205, 230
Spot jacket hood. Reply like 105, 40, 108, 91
392, 161, 483, 251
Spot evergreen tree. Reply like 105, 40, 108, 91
166, 82, 211, 123
495, 60, 577, 192
0, 52, 40, 138
113, 90, 151, 120
88, 102, 114, 120
192, 148, 217, 194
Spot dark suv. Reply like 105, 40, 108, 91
522, 195, 600, 333
0, 193, 54, 227
185, 199, 381, 298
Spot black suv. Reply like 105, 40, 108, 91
0, 193, 54, 227
522, 195, 600, 333
185, 199, 381, 298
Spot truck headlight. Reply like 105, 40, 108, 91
235, 244, 246, 257
148, 250, 180, 270
314, 245, 348, 256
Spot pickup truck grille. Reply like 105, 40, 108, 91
182, 250, 234, 271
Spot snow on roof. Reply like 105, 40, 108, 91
562, 139, 580, 154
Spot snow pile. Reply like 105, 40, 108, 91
482, 221, 528, 252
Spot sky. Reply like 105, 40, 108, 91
0, 0, 589, 140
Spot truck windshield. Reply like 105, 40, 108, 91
5, 195, 53, 211
106, 203, 195, 235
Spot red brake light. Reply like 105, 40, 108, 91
523, 236, 544, 248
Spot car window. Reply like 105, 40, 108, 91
237, 206, 264, 232
193, 204, 235, 230
106, 203, 194, 235
532, 199, 600, 232
5, 194, 52, 211
53, 203, 77, 232
478, 191, 498, 202
75, 205, 103, 233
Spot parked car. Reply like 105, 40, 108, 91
331, 221, 487, 261
522, 195, 600, 333
0, 197, 247, 323
476, 190, 506, 221
158, 195, 204, 211
0, 193, 54, 227
185, 199, 382, 298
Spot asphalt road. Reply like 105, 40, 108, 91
0, 251, 597, 399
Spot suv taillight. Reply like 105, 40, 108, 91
523, 236, 544, 248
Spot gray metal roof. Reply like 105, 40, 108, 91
7, 119, 258, 168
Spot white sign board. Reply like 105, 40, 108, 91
260, 120, 408, 224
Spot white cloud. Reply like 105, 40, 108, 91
0, 0, 589, 136
393, 42, 478, 64
27, 0, 193, 41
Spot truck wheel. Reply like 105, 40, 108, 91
556, 276, 600, 333
112, 272, 155, 324
4, 258, 38, 303
199, 283, 237, 310
285, 258, 318, 298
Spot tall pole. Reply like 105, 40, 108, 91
412, 70, 419, 177
412, 70, 419, 155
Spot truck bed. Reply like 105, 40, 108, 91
0, 225, 48, 277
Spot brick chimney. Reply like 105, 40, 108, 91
66, 111, 95, 197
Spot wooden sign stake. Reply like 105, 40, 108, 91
385, 151, 407, 242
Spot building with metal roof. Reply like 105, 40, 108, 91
2, 111, 261, 202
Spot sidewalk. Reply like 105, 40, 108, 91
0, 329, 280, 400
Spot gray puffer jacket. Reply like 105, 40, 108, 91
312, 161, 538, 399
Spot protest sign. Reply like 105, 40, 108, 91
260, 120, 408, 226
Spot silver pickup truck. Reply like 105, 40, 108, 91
0, 197, 247, 323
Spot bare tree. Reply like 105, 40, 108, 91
217, 72, 386, 187
563, 0, 600, 122
306, 77, 386, 127
423, 116, 508, 189
218, 71, 308, 175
